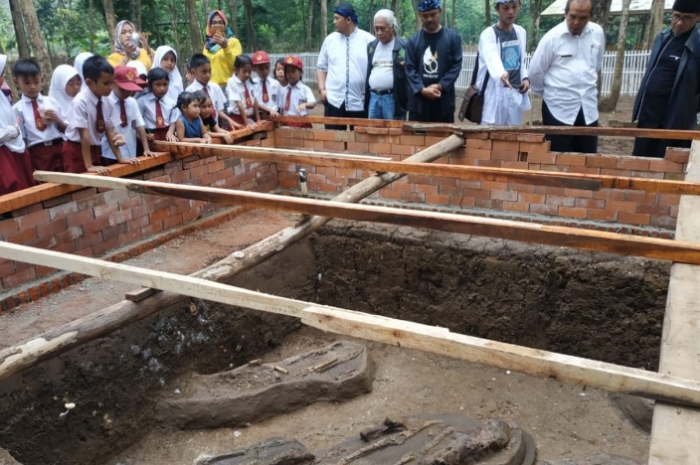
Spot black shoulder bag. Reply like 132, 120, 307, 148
459, 25, 498, 123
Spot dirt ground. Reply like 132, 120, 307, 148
0, 210, 650, 464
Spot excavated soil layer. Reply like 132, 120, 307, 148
0, 217, 669, 464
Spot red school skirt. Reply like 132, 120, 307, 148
28, 138, 64, 172
61, 141, 102, 174
0, 146, 36, 195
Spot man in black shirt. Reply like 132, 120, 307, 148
632, 0, 700, 158
405, 0, 463, 122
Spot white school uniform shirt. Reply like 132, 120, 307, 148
64, 88, 116, 145
101, 92, 144, 160
226, 75, 256, 116
13, 94, 66, 147
528, 21, 605, 125
477, 24, 531, 126
186, 80, 226, 114
317, 27, 375, 111
137, 92, 179, 129
254, 76, 281, 111
281, 82, 316, 117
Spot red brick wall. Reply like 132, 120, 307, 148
274, 127, 685, 237
0, 139, 277, 292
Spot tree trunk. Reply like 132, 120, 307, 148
391, 0, 399, 26
185, 0, 204, 53
529, 0, 543, 49
227, 0, 239, 36
599, 0, 632, 112
18, 0, 52, 92
410, 0, 421, 31
203, 0, 210, 14
451, 0, 456, 29
89, 0, 95, 52
484, 0, 491, 26
306, 0, 315, 50
591, 0, 613, 30
645, 0, 664, 49
103, 0, 117, 50
383, 0, 388, 7
369, 0, 375, 31
243, 0, 255, 49
9, 0, 30, 58
134, 0, 142, 31
169, 1, 181, 54
321, 0, 328, 39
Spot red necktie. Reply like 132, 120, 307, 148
203, 86, 210, 98
119, 99, 128, 128
284, 87, 292, 112
262, 80, 269, 103
244, 84, 253, 109
95, 100, 106, 134
31, 99, 45, 131
155, 99, 166, 128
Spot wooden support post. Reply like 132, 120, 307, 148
3, 240, 700, 409
648, 140, 700, 464
34, 171, 700, 266
1, 135, 465, 381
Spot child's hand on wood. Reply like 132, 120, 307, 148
223, 133, 234, 144
87, 165, 109, 175
166, 132, 179, 142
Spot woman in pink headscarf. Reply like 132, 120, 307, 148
203, 10, 242, 87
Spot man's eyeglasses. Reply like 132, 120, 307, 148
671, 13, 696, 24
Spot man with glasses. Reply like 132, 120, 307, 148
632, 0, 700, 158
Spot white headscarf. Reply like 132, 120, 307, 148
49, 64, 80, 109
0, 55, 25, 153
73, 52, 93, 90
152, 45, 183, 102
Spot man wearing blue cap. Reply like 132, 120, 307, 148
316, 3, 375, 129
405, 0, 463, 122
477, 0, 530, 126
632, 0, 700, 158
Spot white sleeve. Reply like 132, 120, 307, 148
226, 79, 242, 104
478, 27, 505, 79
519, 28, 529, 81
596, 27, 605, 72
304, 85, 316, 104
12, 103, 26, 139
0, 124, 20, 144
528, 32, 553, 97
317, 36, 330, 72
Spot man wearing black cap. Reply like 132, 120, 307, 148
632, 0, 700, 158
316, 3, 375, 129
405, 0, 463, 122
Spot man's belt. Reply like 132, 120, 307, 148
371, 89, 393, 95
30, 138, 64, 148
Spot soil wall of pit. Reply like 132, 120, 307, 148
310, 221, 669, 370
0, 242, 315, 465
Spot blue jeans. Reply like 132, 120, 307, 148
368, 92, 404, 120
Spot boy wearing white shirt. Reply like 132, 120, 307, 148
100, 66, 154, 165
226, 55, 260, 126
252, 51, 281, 117
12, 58, 67, 172
281, 56, 316, 128
476, 0, 530, 126
186, 53, 241, 130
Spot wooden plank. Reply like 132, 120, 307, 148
1, 135, 466, 382
404, 123, 700, 141
648, 140, 700, 464
2, 237, 700, 409
302, 306, 700, 409
33, 171, 700, 265
153, 141, 700, 195
271, 115, 405, 128
0, 153, 171, 215
124, 287, 161, 302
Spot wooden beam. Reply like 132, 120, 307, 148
3, 135, 465, 382
154, 141, 700, 195
2, 238, 700, 409
270, 115, 405, 128
648, 140, 700, 464
302, 306, 700, 409
34, 171, 700, 266
404, 123, 700, 141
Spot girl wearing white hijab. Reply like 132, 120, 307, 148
49, 65, 81, 110
152, 46, 183, 102
73, 52, 93, 90
0, 55, 35, 194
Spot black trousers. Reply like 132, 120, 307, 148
323, 101, 366, 130
542, 101, 598, 153
408, 111, 454, 123
633, 119, 690, 158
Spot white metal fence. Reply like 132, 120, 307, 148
269, 50, 651, 97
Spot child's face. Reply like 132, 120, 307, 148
160, 52, 177, 72
14, 74, 42, 99
275, 63, 286, 82
86, 72, 114, 97
150, 78, 169, 99
254, 63, 270, 80
236, 64, 252, 82
193, 64, 212, 85
285, 67, 302, 85
65, 75, 82, 97
200, 98, 213, 118
113, 84, 135, 100
182, 100, 200, 118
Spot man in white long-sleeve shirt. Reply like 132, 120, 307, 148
528, 0, 604, 153
316, 3, 374, 129
477, 0, 531, 125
